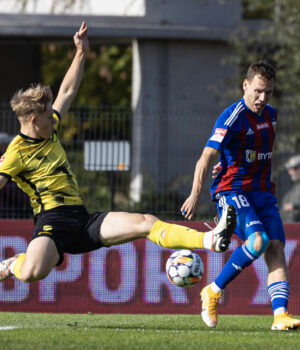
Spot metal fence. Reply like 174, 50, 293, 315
0, 103, 299, 221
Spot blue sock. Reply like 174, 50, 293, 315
268, 281, 289, 313
215, 245, 255, 289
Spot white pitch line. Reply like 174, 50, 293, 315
0, 326, 19, 330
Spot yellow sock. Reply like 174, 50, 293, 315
148, 220, 204, 249
12, 253, 26, 280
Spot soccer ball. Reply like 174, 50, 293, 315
166, 249, 204, 288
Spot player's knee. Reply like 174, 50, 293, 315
20, 264, 50, 283
133, 214, 158, 239
266, 239, 284, 254
143, 214, 158, 231
245, 231, 269, 258
264, 240, 285, 264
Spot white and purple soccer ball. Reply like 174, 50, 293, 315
166, 249, 204, 288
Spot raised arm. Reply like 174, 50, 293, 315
53, 21, 89, 117
181, 146, 219, 220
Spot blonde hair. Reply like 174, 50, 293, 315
10, 84, 53, 119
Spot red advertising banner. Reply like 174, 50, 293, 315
0, 219, 299, 315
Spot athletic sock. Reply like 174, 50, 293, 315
215, 245, 255, 289
10, 253, 26, 280
148, 220, 205, 249
211, 281, 223, 293
202, 231, 216, 250
268, 281, 289, 315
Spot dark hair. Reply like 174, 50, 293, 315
246, 62, 276, 82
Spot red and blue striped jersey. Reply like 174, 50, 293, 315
205, 98, 277, 199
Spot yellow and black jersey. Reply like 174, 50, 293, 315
0, 110, 83, 216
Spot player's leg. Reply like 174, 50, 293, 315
201, 192, 269, 328
99, 212, 156, 245
16, 237, 59, 282
0, 207, 82, 283
99, 206, 236, 252
261, 204, 300, 331
0, 236, 59, 282
265, 240, 287, 284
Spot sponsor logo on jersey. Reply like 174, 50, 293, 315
246, 220, 262, 228
258, 152, 272, 160
245, 150, 256, 163
245, 150, 272, 162
210, 128, 227, 143
256, 122, 269, 130
246, 128, 254, 135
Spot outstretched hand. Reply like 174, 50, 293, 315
74, 21, 89, 53
180, 194, 199, 220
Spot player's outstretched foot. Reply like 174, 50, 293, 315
271, 312, 300, 331
201, 283, 223, 328
0, 255, 19, 282
211, 204, 236, 252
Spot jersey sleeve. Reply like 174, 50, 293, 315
0, 147, 24, 180
53, 110, 61, 133
205, 109, 236, 151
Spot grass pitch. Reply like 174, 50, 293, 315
0, 313, 299, 350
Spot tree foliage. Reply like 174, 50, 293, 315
232, 0, 300, 153
242, 0, 275, 19
41, 43, 132, 107
237, 1, 300, 107
40, 42, 132, 149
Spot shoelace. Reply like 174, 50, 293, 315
204, 217, 219, 231
279, 312, 298, 320
275, 312, 300, 327
277, 312, 290, 318
207, 295, 220, 316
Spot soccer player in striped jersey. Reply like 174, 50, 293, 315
0, 22, 237, 292
181, 62, 300, 330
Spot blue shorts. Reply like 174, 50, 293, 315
214, 191, 285, 243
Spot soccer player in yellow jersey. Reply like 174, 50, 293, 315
0, 21, 236, 284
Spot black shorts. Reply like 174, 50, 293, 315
33, 205, 108, 265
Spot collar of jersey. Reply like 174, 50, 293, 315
241, 98, 266, 119
18, 132, 46, 143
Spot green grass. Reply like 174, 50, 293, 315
0, 313, 299, 350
